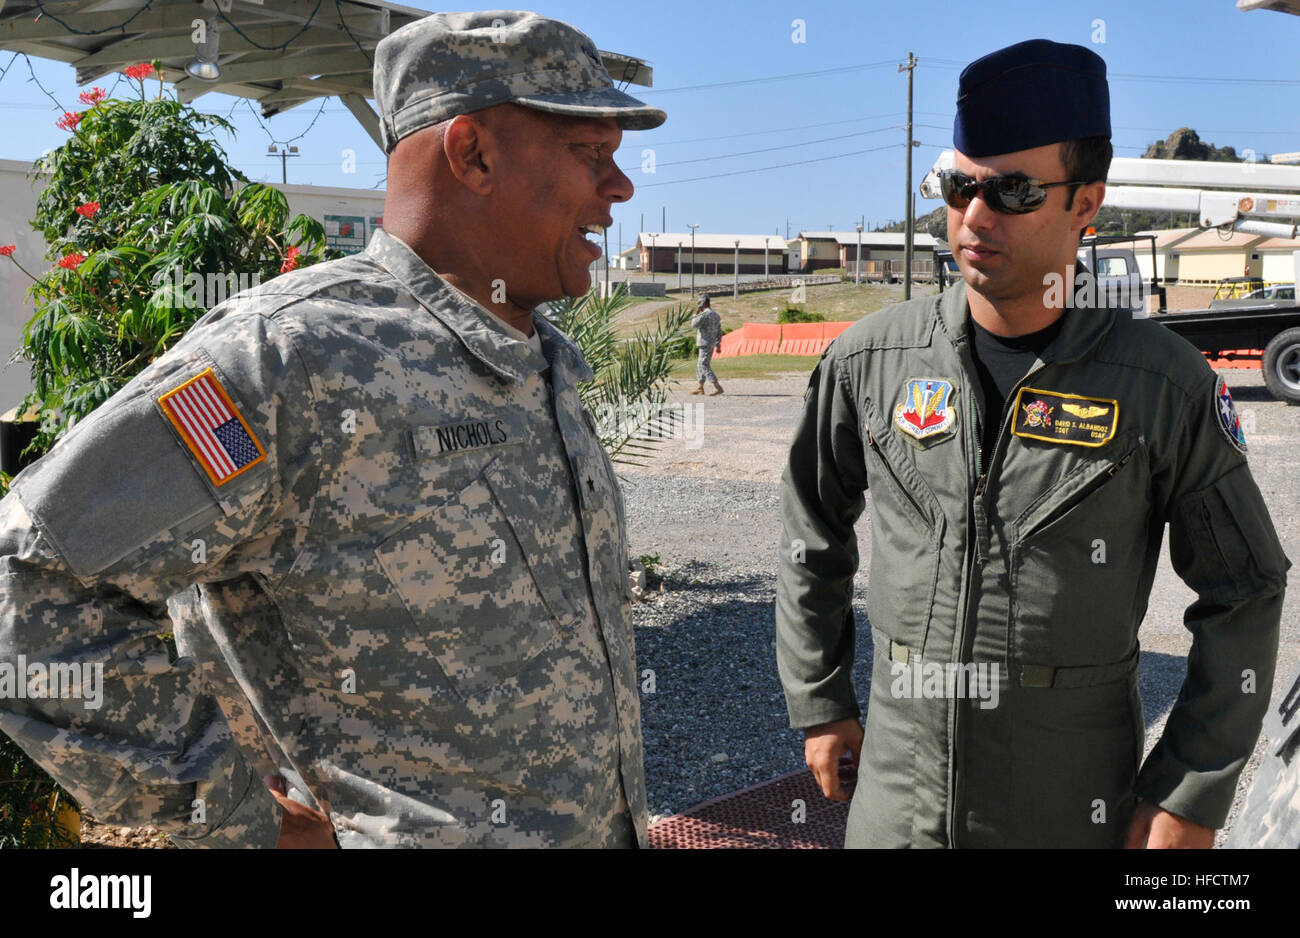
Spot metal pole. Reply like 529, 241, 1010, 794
900, 51, 917, 300
765, 237, 770, 278
648, 235, 656, 283
733, 240, 740, 298
856, 223, 863, 284
677, 243, 682, 289
688, 224, 700, 296
603, 227, 610, 295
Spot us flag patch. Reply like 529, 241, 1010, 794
158, 369, 266, 486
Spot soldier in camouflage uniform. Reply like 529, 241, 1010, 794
691, 296, 724, 396
0, 10, 665, 848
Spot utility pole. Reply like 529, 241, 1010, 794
855, 222, 863, 285
662, 207, 666, 233
733, 240, 740, 298
603, 227, 610, 296
688, 223, 700, 296
648, 232, 657, 283
764, 237, 770, 278
677, 242, 683, 290
900, 51, 917, 299
269, 144, 299, 184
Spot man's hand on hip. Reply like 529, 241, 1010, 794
804, 718, 864, 802
1123, 799, 1214, 849
266, 775, 339, 849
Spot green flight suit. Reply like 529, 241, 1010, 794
776, 280, 1289, 848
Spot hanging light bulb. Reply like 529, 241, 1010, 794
186, 16, 221, 82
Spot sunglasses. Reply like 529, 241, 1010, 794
938, 169, 1089, 215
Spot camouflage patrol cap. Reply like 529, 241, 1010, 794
374, 10, 667, 153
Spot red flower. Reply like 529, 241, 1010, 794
123, 63, 154, 80
55, 111, 82, 132
75, 202, 100, 218
57, 253, 86, 270
0, 245, 14, 256
280, 245, 301, 273
78, 87, 107, 106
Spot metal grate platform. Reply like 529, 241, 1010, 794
648, 768, 849, 848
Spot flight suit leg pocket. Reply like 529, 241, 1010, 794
374, 466, 564, 701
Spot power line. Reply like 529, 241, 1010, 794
635, 112, 904, 147
619, 124, 902, 172
637, 59, 899, 96
636, 141, 907, 188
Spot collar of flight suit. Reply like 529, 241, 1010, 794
936, 266, 1120, 368
364, 228, 594, 386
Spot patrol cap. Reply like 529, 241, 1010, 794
373, 10, 667, 153
953, 39, 1110, 158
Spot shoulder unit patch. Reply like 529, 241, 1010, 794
158, 368, 266, 486
1215, 374, 1248, 454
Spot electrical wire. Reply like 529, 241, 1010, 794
28, 0, 156, 36
636, 141, 908, 188
618, 124, 902, 172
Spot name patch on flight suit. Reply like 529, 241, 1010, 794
893, 378, 957, 443
157, 368, 266, 486
1010, 387, 1118, 447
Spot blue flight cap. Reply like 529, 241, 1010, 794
953, 39, 1110, 158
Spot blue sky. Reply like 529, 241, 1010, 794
3, 0, 1299, 257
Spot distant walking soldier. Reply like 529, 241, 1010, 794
691, 295, 724, 395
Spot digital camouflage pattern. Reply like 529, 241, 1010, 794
0, 228, 645, 848
691, 307, 722, 384
1224, 663, 1300, 848
776, 280, 1289, 847
373, 10, 666, 153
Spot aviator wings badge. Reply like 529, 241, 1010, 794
893, 378, 956, 443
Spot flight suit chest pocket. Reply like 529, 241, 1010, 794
1009, 433, 1150, 667
373, 459, 570, 701
861, 398, 943, 653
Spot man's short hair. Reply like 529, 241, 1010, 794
1060, 136, 1113, 209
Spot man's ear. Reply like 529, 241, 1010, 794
1072, 180, 1106, 231
443, 115, 494, 196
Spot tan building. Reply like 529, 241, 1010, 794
1134, 227, 1300, 285
636, 233, 794, 275
796, 230, 938, 273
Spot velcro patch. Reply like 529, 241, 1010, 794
158, 368, 266, 486
1011, 387, 1118, 447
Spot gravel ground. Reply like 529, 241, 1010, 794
625, 368, 1300, 845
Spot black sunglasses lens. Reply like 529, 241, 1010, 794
991, 177, 1046, 213
941, 171, 1049, 214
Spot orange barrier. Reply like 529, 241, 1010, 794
718, 323, 782, 357
715, 321, 857, 358
1206, 349, 1263, 370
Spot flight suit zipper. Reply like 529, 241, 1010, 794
865, 428, 930, 523
948, 352, 1047, 847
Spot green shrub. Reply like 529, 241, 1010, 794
778, 307, 826, 324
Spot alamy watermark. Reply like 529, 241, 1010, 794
890, 658, 1000, 710
151, 265, 262, 309
0, 656, 103, 709
591, 396, 705, 449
